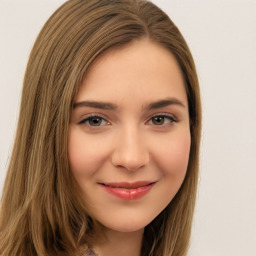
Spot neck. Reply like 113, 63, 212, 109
93, 227, 144, 256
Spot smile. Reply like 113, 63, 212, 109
99, 181, 155, 200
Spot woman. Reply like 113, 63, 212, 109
0, 0, 201, 255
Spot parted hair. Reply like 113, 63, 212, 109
0, 0, 201, 255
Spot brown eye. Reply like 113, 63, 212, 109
149, 115, 176, 126
152, 116, 165, 125
88, 117, 103, 126
78, 116, 109, 126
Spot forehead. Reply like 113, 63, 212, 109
76, 39, 187, 106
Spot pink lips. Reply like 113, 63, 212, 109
100, 181, 155, 200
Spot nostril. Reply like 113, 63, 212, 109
111, 133, 149, 171
111, 154, 149, 171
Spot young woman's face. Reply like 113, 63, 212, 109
68, 39, 190, 233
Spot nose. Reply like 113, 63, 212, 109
111, 127, 149, 171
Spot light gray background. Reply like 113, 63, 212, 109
0, 0, 256, 255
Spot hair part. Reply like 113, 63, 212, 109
0, 0, 201, 255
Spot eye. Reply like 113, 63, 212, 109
148, 115, 176, 126
78, 115, 109, 127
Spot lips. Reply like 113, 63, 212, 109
99, 181, 155, 200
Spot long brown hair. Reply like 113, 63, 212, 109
0, 0, 201, 255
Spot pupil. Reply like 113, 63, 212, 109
153, 116, 164, 125
89, 117, 101, 126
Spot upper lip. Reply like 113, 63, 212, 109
100, 181, 155, 189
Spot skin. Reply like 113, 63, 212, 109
68, 39, 191, 256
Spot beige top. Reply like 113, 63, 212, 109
77, 245, 98, 256
76, 245, 88, 256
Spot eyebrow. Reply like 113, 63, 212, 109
73, 97, 186, 110
73, 101, 118, 110
144, 98, 186, 110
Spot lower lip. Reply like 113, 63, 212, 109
100, 183, 154, 200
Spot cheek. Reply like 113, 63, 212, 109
153, 130, 191, 179
68, 128, 108, 178
151, 130, 191, 207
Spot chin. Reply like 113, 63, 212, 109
98, 214, 156, 233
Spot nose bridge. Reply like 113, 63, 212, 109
111, 124, 149, 171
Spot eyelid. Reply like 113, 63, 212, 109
78, 113, 110, 125
146, 112, 178, 125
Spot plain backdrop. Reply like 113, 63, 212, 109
0, 0, 256, 255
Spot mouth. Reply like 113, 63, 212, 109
99, 181, 155, 200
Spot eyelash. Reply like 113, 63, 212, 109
146, 113, 177, 126
78, 113, 177, 129
78, 113, 110, 127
